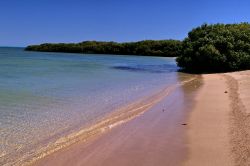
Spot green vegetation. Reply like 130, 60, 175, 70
25, 40, 182, 57
177, 23, 250, 72
26, 23, 250, 73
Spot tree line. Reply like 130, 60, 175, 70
25, 40, 182, 57
26, 23, 250, 72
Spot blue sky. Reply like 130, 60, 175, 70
1, 0, 250, 46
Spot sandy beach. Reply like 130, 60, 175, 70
33, 71, 250, 166
2, 2, 250, 166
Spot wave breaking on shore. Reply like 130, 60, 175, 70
6, 77, 198, 166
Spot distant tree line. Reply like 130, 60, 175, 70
26, 23, 250, 72
177, 23, 250, 72
25, 40, 182, 57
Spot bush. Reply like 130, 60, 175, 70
176, 23, 250, 72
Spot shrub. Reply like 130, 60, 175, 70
176, 23, 250, 72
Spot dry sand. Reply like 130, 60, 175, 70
185, 71, 250, 166
184, 74, 233, 166
33, 71, 250, 166
226, 71, 250, 166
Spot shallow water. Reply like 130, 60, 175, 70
0, 48, 190, 165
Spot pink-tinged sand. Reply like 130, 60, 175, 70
184, 74, 233, 166
34, 77, 199, 166
33, 71, 250, 166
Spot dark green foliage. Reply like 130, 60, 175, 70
26, 23, 250, 72
25, 40, 182, 57
177, 23, 250, 72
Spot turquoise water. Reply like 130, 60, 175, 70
0, 48, 183, 165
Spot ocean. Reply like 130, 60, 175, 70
0, 47, 190, 165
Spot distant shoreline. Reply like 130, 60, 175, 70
25, 40, 182, 57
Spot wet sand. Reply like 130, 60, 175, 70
34, 77, 200, 166
33, 71, 250, 166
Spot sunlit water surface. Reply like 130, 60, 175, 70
0, 48, 189, 165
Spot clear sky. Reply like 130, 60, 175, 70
1, 0, 250, 46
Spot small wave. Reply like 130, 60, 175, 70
7, 76, 198, 166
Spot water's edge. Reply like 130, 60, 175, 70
13, 76, 198, 166
0, 48, 188, 166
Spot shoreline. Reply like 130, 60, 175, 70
30, 71, 250, 166
16, 76, 197, 166
14, 86, 174, 166
33, 76, 201, 166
